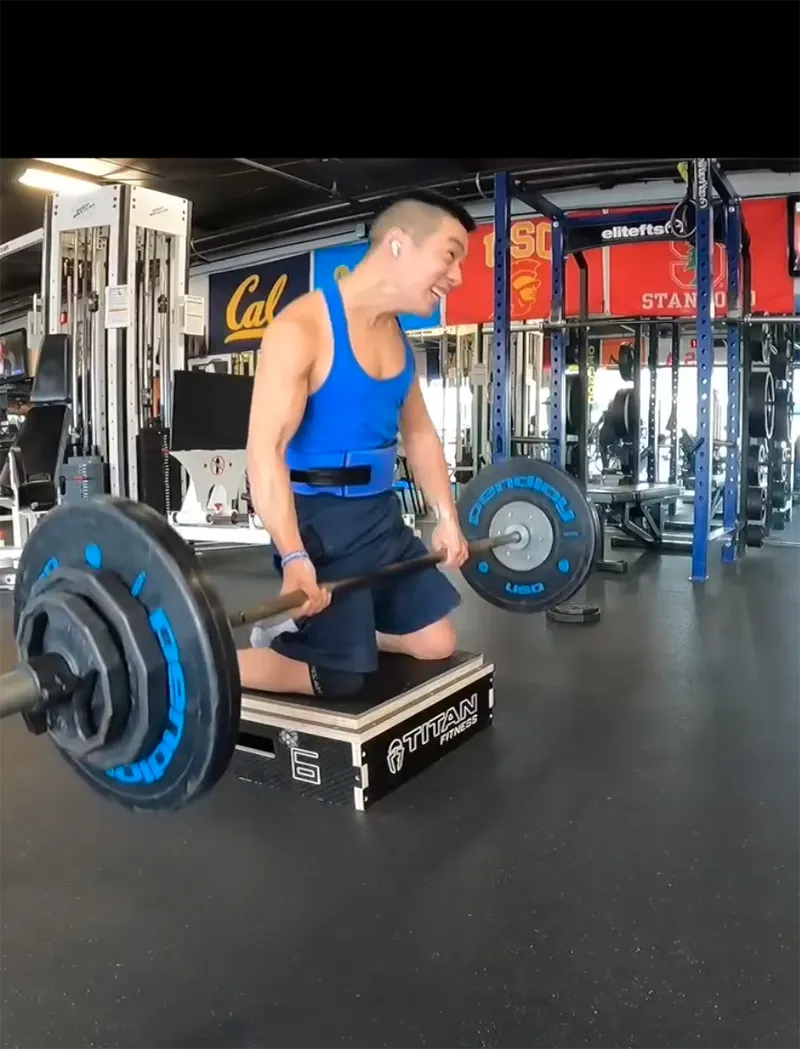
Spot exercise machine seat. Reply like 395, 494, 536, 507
0, 335, 72, 507
30, 334, 71, 404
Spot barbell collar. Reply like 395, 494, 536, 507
227, 531, 523, 629
0, 664, 41, 719
0, 653, 81, 721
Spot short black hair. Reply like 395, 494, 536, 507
368, 190, 476, 246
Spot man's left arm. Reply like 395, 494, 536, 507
399, 377, 457, 522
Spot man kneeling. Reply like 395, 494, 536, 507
237, 192, 475, 698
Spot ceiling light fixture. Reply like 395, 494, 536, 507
35, 158, 120, 178
18, 167, 101, 195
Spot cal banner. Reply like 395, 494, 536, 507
207, 253, 310, 353
607, 197, 795, 317
445, 218, 604, 326
313, 242, 442, 331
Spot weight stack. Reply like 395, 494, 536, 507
58, 455, 109, 503
137, 427, 181, 516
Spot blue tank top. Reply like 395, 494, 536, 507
285, 280, 416, 497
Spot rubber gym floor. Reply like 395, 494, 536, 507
1, 523, 798, 1049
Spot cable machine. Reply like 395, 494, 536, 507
39, 184, 194, 504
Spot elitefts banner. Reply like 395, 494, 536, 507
563, 205, 727, 254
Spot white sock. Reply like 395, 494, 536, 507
249, 617, 299, 649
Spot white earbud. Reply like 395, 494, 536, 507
390, 240, 400, 258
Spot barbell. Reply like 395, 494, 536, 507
0, 458, 598, 814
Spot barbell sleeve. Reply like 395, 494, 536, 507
226, 531, 522, 629
0, 654, 82, 722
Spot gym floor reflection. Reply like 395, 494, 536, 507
1, 528, 798, 1049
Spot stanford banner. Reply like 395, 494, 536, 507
607, 197, 794, 316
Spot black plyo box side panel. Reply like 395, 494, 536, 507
361, 671, 494, 807
233, 725, 357, 807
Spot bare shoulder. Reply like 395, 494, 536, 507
260, 290, 326, 366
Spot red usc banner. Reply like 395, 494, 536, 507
608, 197, 793, 316
445, 217, 604, 325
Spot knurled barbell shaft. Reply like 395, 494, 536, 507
0, 532, 522, 720
226, 531, 522, 628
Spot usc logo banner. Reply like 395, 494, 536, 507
445, 218, 604, 325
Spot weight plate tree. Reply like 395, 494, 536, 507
772, 386, 793, 444
608, 387, 639, 441
565, 374, 583, 437
748, 371, 775, 441
745, 443, 768, 488
563, 374, 584, 476
616, 344, 635, 384
0, 459, 598, 814
743, 475, 768, 548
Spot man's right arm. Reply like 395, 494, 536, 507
246, 313, 313, 558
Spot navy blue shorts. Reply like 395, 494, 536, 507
271, 491, 460, 675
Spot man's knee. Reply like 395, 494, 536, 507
309, 665, 366, 698
409, 618, 457, 660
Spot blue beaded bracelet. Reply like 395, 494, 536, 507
280, 550, 310, 568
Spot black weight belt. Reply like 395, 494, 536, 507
289, 465, 372, 487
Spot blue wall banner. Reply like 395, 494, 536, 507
313, 242, 442, 331
208, 253, 310, 353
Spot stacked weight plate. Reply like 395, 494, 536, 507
770, 372, 795, 530
744, 440, 768, 548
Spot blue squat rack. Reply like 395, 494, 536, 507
490, 160, 752, 583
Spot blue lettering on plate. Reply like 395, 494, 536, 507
505, 581, 546, 596
37, 557, 59, 581
34, 544, 188, 789
468, 475, 575, 528
106, 609, 187, 786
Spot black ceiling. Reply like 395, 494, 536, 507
1, 156, 798, 316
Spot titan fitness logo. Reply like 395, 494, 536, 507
600, 221, 677, 242
386, 694, 479, 775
